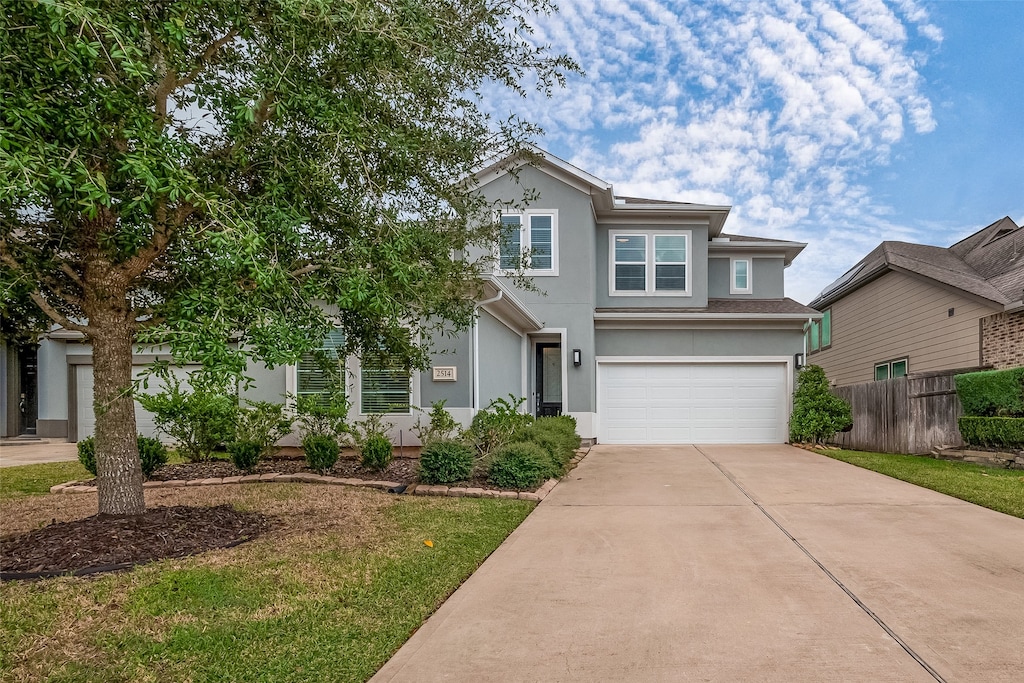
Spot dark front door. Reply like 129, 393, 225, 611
17, 345, 38, 435
535, 343, 562, 417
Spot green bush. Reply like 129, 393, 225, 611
958, 416, 1024, 449
518, 416, 580, 476
465, 395, 533, 456
77, 434, 167, 478
361, 433, 394, 471
294, 391, 349, 441
418, 440, 474, 484
488, 441, 553, 490
789, 365, 852, 444
137, 436, 168, 478
136, 376, 238, 462
227, 440, 262, 472
235, 401, 293, 460
302, 434, 340, 474
412, 400, 460, 447
954, 368, 1024, 417
77, 436, 96, 476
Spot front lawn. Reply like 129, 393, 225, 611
817, 449, 1024, 518
0, 468, 534, 682
0, 460, 91, 500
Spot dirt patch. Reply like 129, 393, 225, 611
1, 504, 270, 578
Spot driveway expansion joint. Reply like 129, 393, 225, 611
694, 445, 948, 683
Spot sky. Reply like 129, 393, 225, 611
484, 0, 1024, 304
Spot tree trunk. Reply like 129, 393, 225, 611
91, 325, 145, 516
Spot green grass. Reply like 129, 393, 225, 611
0, 489, 534, 682
0, 461, 91, 500
818, 449, 1024, 518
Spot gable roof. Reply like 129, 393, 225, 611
471, 145, 732, 235
810, 217, 1024, 310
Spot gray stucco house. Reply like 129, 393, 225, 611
2, 148, 818, 446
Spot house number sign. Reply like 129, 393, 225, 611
432, 366, 457, 382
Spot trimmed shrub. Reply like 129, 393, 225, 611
227, 440, 262, 472
137, 436, 168, 478
954, 368, 1024, 417
361, 433, 394, 471
303, 434, 340, 474
488, 441, 553, 490
958, 416, 1024, 449
518, 416, 581, 476
77, 436, 97, 476
465, 395, 533, 456
77, 435, 167, 478
789, 365, 852, 444
418, 440, 474, 484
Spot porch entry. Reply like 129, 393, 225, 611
534, 342, 562, 417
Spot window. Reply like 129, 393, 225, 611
610, 231, 690, 295
498, 211, 557, 274
297, 329, 346, 399
731, 259, 752, 294
874, 358, 909, 381
360, 353, 411, 414
805, 310, 831, 354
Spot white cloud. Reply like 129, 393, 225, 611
481, 0, 946, 302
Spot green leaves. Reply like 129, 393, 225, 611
789, 365, 853, 444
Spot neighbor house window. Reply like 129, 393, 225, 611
611, 231, 690, 295
360, 353, 411, 414
806, 311, 831, 354
874, 358, 909, 381
731, 258, 752, 294
296, 329, 346, 399
820, 309, 831, 348
497, 211, 558, 274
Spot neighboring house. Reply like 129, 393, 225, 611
808, 216, 1024, 387
2, 148, 817, 445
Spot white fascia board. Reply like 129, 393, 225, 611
468, 145, 614, 206
593, 311, 822, 321
478, 276, 543, 332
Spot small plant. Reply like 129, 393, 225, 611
302, 433, 340, 474
465, 395, 533, 456
488, 441, 553, 490
136, 375, 238, 462
77, 436, 96, 476
412, 400, 460, 447
419, 440, 474, 484
789, 365, 852, 444
353, 414, 394, 470
227, 440, 262, 472
136, 436, 168, 478
77, 434, 167, 479
294, 390, 349, 442
518, 416, 581, 475
234, 400, 294, 461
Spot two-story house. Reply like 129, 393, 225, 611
2, 148, 818, 446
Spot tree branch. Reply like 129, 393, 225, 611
29, 292, 93, 335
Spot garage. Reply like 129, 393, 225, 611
597, 361, 789, 444
74, 364, 201, 441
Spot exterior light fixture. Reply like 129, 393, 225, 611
572, 349, 582, 367
794, 352, 805, 369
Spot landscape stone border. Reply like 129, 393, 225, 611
50, 447, 592, 501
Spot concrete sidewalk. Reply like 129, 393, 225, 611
373, 444, 1024, 682
0, 439, 79, 467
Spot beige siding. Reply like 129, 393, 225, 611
813, 271, 998, 386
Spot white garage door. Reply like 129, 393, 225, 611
598, 362, 788, 444
76, 365, 201, 441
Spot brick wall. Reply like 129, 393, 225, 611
980, 311, 1024, 369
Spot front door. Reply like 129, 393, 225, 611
535, 343, 562, 417
17, 345, 38, 435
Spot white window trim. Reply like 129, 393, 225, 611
730, 258, 752, 295
609, 230, 692, 297
287, 355, 419, 416
496, 209, 559, 277
874, 357, 909, 381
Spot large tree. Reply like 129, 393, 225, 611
0, 0, 577, 515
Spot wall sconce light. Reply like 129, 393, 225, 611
794, 352, 805, 370
572, 349, 582, 367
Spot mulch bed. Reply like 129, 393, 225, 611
0, 505, 271, 580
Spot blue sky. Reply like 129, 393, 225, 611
487, 0, 1024, 303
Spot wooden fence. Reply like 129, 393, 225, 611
830, 370, 970, 454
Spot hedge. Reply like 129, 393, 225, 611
958, 416, 1024, 449
954, 367, 1024, 417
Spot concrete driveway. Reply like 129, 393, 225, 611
373, 444, 1024, 682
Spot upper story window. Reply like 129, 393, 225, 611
805, 309, 832, 354
610, 231, 690, 296
498, 211, 558, 275
730, 258, 752, 294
